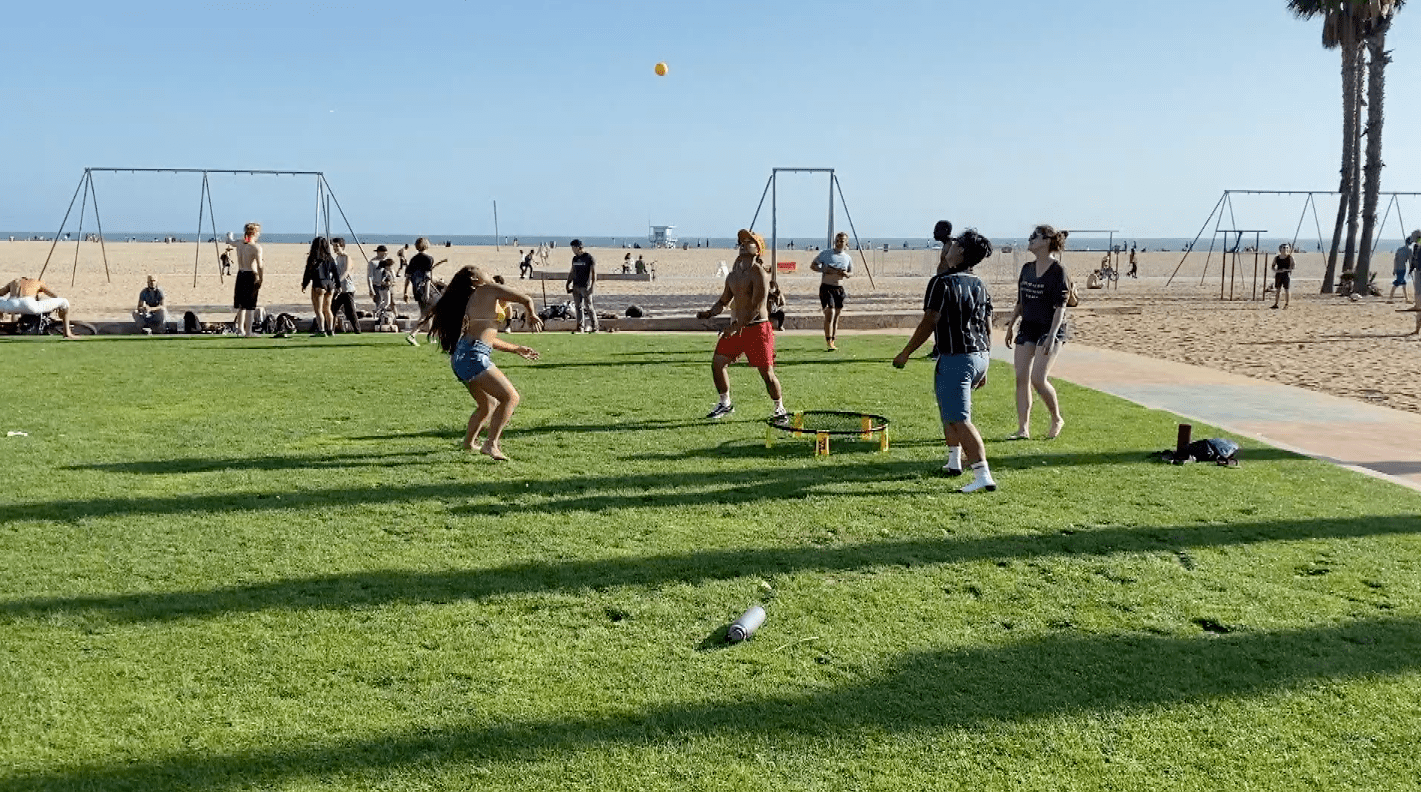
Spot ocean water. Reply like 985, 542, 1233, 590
5, 232, 1411, 254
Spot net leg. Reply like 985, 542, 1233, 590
765, 424, 775, 448
815, 432, 830, 456
879, 429, 890, 452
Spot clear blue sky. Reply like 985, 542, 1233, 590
3, 0, 1419, 240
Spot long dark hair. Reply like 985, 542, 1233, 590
432, 266, 479, 355
306, 237, 333, 267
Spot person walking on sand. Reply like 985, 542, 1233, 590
232, 222, 264, 338
893, 229, 997, 492
1128, 246, 1138, 278
302, 236, 339, 337
697, 229, 787, 420
403, 237, 447, 345
811, 231, 853, 350
1271, 243, 1296, 309
1389, 233, 1417, 303
429, 266, 543, 461
565, 239, 598, 333
1003, 224, 1070, 440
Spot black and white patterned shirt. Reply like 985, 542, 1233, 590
924, 271, 993, 356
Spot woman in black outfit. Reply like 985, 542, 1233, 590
302, 237, 339, 337
1003, 224, 1070, 440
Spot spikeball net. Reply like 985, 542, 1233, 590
765, 410, 891, 456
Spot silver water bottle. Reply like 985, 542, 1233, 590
727, 605, 767, 643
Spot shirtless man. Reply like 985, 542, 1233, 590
430, 266, 544, 461
0, 277, 76, 338
231, 222, 265, 337
697, 229, 787, 419
810, 231, 853, 350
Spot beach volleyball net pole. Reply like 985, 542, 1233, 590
746, 167, 876, 290
39, 168, 368, 287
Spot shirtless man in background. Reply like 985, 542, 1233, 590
697, 228, 787, 419
232, 222, 265, 337
0, 276, 76, 338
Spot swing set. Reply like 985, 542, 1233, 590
1168, 189, 1421, 299
37, 167, 368, 288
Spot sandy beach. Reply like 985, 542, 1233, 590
5, 239, 1419, 415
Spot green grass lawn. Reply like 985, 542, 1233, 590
2, 331, 1419, 791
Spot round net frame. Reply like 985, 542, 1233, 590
766, 410, 889, 435
765, 411, 890, 456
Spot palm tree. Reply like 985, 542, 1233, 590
1289, 0, 1405, 295
1351, 1, 1404, 295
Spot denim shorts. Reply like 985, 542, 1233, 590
934, 352, 989, 424
452, 337, 496, 383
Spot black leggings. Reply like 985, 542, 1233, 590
332, 292, 361, 332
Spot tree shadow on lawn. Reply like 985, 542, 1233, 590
67, 449, 441, 475
11, 617, 1419, 790
4, 514, 1417, 624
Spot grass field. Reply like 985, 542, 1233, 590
2, 331, 1419, 791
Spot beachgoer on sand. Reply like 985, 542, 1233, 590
1272, 244, 1295, 310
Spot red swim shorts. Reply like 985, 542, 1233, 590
714, 320, 776, 368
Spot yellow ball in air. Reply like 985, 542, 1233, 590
654, 62, 669, 77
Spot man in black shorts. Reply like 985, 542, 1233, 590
810, 231, 853, 350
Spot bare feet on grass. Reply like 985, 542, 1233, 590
480, 443, 509, 461
1046, 418, 1065, 439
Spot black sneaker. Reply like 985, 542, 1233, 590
705, 403, 735, 420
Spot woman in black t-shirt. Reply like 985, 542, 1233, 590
1003, 224, 1070, 440
302, 236, 339, 337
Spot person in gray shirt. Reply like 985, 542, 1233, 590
133, 275, 169, 334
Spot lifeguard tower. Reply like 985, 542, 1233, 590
649, 224, 677, 248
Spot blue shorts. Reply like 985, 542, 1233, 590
1015, 319, 1068, 347
452, 337, 496, 383
934, 352, 989, 424
1395, 269, 1409, 288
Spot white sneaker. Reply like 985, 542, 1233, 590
405, 333, 419, 346
941, 464, 963, 477
959, 476, 997, 493
770, 405, 789, 420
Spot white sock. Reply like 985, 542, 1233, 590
773, 399, 785, 413
719, 393, 731, 407
960, 461, 997, 493
947, 446, 962, 470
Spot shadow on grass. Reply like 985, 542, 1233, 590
8, 617, 1419, 789
67, 449, 441, 475
4, 514, 1417, 624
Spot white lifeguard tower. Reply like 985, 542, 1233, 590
649, 224, 677, 248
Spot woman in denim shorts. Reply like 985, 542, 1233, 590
430, 266, 543, 461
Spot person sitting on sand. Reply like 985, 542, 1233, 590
428, 266, 543, 460
1271, 243, 1295, 310
1086, 269, 1104, 289
0, 276, 76, 338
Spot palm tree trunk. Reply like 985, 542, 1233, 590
1343, 46, 1364, 281
1354, 22, 1392, 295
1323, 19, 1360, 293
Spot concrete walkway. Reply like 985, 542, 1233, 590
989, 344, 1421, 493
